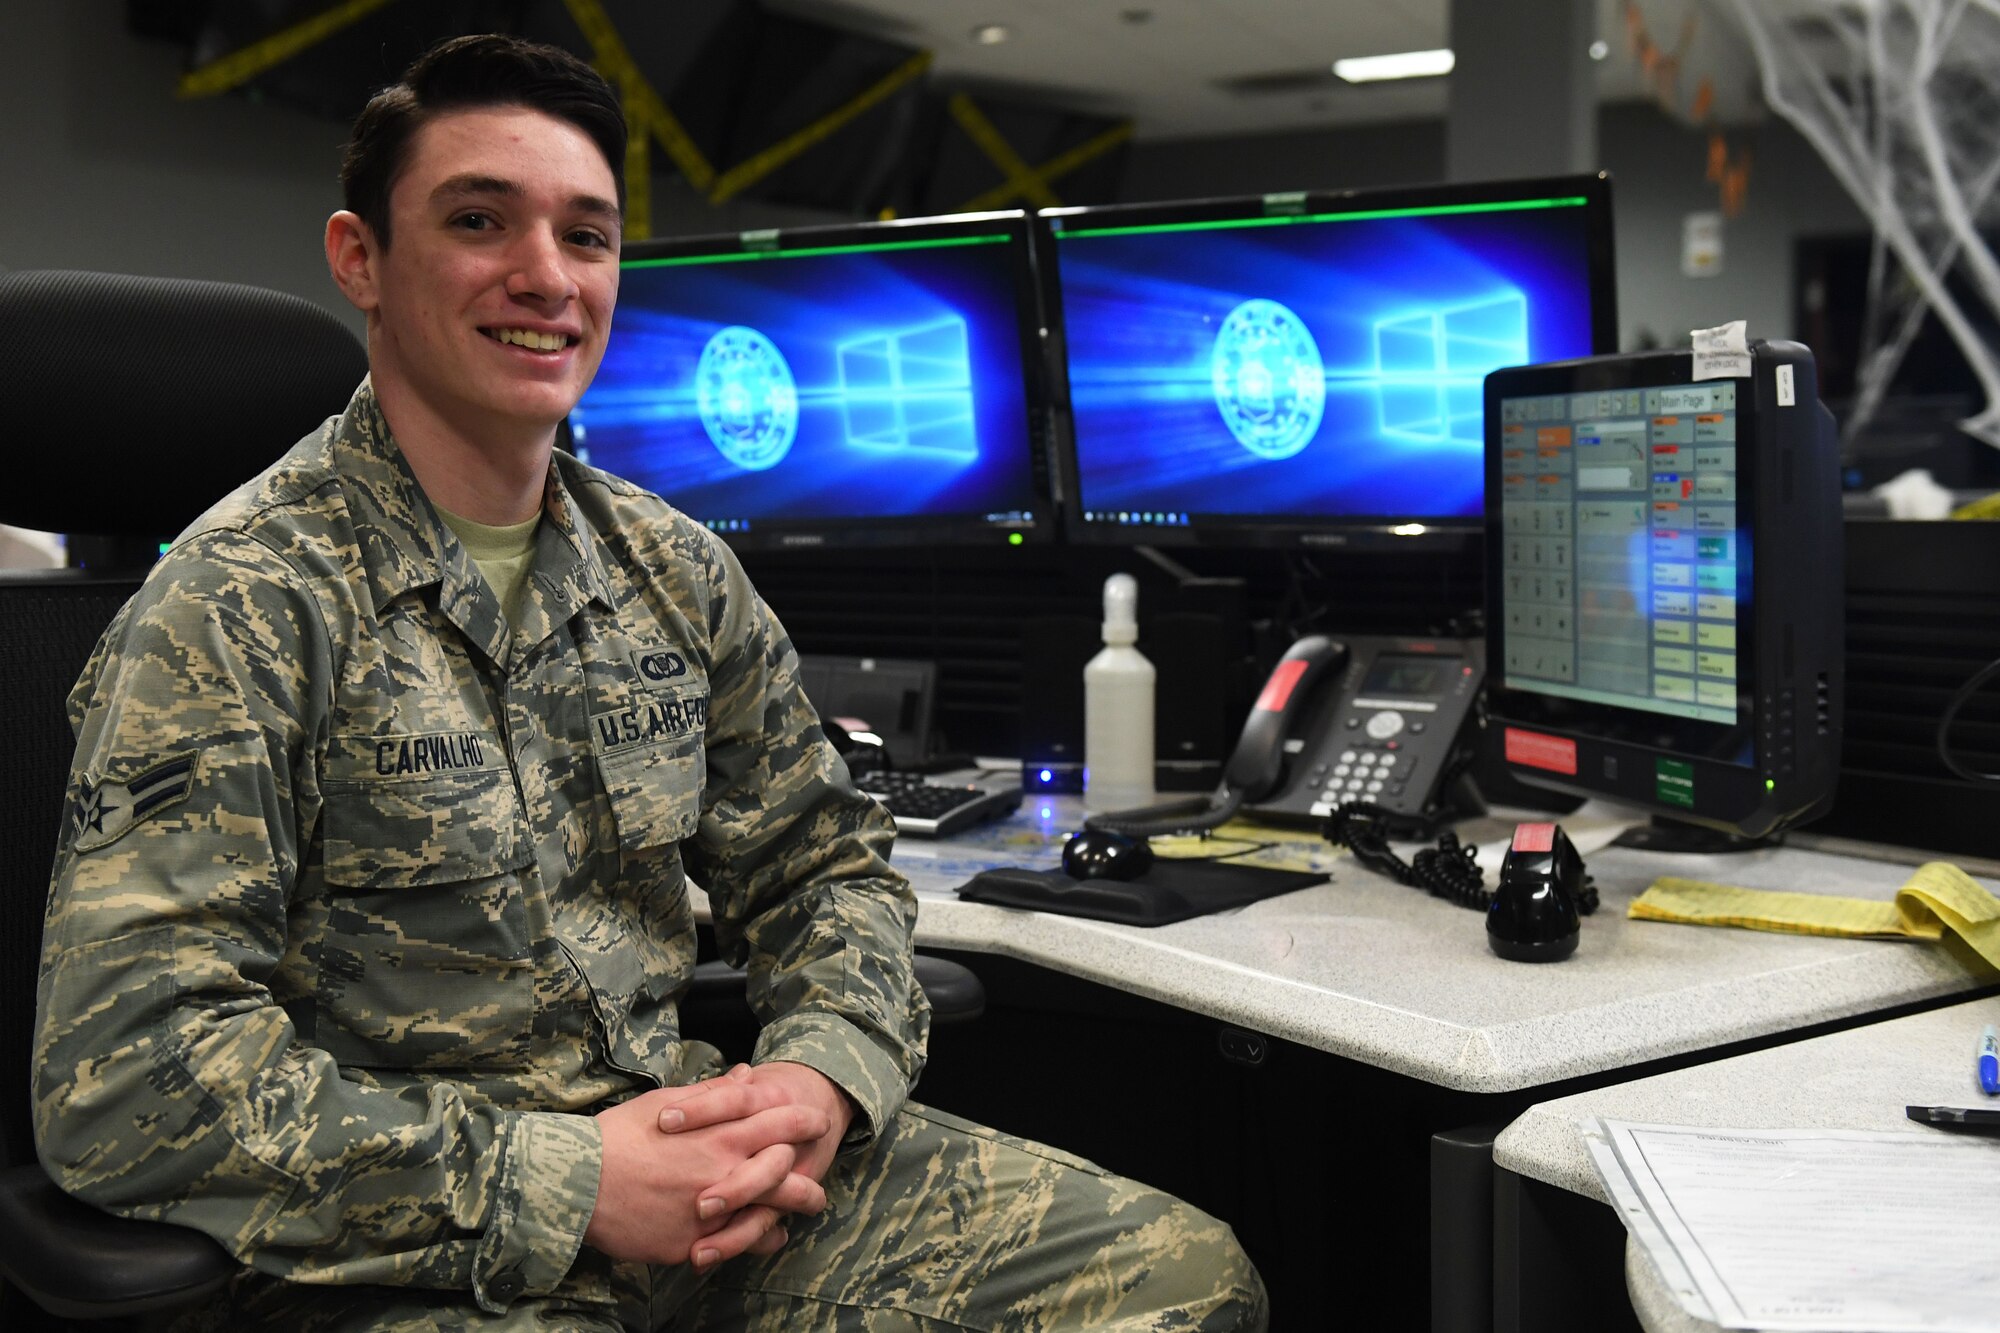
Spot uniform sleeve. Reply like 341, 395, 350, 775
33, 532, 599, 1311
683, 534, 929, 1143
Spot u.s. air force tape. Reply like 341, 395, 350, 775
70, 749, 201, 852
591, 691, 710, 758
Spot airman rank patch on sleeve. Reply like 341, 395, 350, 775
71, 750, 201, 852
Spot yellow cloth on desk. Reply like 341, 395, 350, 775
1631, 861, 2000, 969
1150, 818, 1342, 874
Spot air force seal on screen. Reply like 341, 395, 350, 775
70, 750, 200, 852
1211, 297, 1326, 460
696, 325, 798, 471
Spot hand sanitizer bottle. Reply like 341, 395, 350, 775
1084, 573, 1155, 812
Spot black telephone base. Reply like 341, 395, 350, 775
1238, 633, 1486, 828
1270, 771, 1484, 843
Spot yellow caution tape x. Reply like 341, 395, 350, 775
562, 0, 715, 240
563, 1, 928, 231
177, 0, 401, 99
709, 51, 932, 205
181, 0, 971, 237
949, 94, 1133, 213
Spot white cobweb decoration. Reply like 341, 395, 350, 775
1720, 0, 2000, 450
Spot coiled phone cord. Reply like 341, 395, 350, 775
1323, 802, 1599, 915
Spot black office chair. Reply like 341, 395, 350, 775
0, 270, 982, 1325
0, 270, 372, 1326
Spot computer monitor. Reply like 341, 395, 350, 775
1482, 341, 1844, 841
569, 211, 1054, 550
1038, 174, 1617, 548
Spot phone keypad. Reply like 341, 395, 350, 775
1314, 744, 1414, 805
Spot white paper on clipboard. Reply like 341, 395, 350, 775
1591, 1119, 2000, 1331
1583, 1125, 1716, 1323
1691, 320, 1752, 381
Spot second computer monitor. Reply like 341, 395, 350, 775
1041, 174, 1618, 547
1482, 342, 1843, 840
569, 211, 1053, 550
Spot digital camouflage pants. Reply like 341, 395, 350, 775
190, 1102, 1269, 1331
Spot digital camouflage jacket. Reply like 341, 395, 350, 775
34, 379, 928, 1314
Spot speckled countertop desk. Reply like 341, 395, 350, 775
702, 789, 2000, 1095
1494, 995, 2000, 1331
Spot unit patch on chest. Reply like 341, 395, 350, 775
631, 647, 690, 686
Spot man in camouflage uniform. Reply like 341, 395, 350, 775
33, 33, 1266, 1332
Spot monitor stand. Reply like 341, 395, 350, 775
1611, 816, 1781, 855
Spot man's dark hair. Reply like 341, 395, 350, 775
340, 33, 625, 250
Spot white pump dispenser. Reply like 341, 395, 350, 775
1083, 573, 1155, 812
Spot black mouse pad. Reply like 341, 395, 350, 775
955, 859, 1325, 927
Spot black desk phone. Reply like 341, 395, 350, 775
1086, 633, 1486, 838
1236, 634, 1486, 827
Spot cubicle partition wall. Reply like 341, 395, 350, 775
1830, 518, 2000, 859
736, 538, 1483, 759
741, 518, 2000, 862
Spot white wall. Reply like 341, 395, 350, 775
1597, 103, 1865, 352
1, 6, 358, 330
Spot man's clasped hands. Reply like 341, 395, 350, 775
584, 1061, 857, 1270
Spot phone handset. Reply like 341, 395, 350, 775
1222, 635, 1350, 801
1084, 635, 1349, 838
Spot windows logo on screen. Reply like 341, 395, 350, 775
838, 317, 978, 458
1375, 293, 1528, 446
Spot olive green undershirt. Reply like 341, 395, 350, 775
434, 503, 541, 625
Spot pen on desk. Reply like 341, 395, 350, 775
1980, 1024, 1999, 1097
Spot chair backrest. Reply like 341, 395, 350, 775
0, 269, 368, 541
0, 271, 365, 1170
0, 573, 143, 1168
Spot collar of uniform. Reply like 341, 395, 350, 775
332, 380, 615, 621
494, 467, 616, 652
537, 467, 617, 615
331, 378, 449, 617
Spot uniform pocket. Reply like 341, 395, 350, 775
321, 767, 528, 887
315, 771, 537, 1071
599, 734, 705, 852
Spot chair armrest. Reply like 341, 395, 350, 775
0, 1164, 236, 1320
911, 954, 985, 1023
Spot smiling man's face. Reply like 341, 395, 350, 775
357, 104, 621, 447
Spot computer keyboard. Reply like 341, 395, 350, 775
852, 767, 1023, 837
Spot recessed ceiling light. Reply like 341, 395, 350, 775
1332, 48, 1455, 83
1589, 39, 1610, 61
971, 23, 1010, 45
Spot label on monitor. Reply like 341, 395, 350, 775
1655, 757, 1697, 808
1690, 320, 1753, 381
1504, 727, 1578, 775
